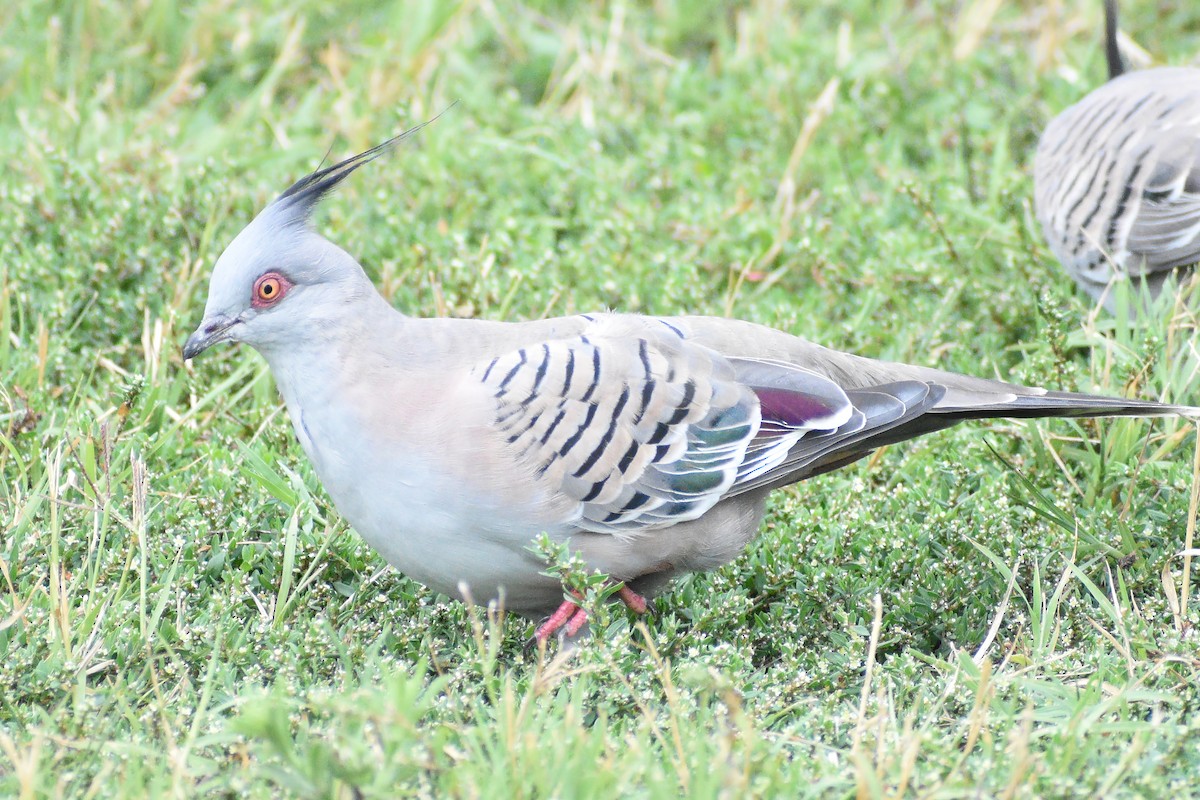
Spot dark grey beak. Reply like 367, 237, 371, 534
183, 316, 238, 360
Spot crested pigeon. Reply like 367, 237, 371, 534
185, 126, 1197, 641
1033, 0, 1200, 312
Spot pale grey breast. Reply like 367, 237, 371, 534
1034, 67, 1200, 309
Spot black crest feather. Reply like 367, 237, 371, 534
273, 104, 456, 220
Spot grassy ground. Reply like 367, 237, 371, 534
3, 0, 1200, 796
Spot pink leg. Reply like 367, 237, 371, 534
616, 584, 648, 614
535, 598, 583, 641
534, 584, 650, 643
565, 606, 589, 636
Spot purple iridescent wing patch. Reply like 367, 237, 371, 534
753, 387, 846, 430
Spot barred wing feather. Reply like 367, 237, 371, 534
475, 321, 855, 533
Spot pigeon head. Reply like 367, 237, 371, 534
183, 121, 434, 361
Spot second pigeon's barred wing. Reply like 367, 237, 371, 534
473, 317, 855, 533
1127, 141, 1200, 272
1034, 68, 1200, 302
1098, 4, 1200, 275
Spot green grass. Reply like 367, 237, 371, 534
3, 0, 1200, 796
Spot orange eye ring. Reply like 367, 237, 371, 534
252, 272, 291, 308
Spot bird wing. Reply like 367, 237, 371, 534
1125, 133, 1200, 272
472, 313, 1196, 534
471, 315, 972, 534
1033, 68, 1200, 296
472, 316, 863, 533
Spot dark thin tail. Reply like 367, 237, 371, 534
1104, 0, 1125, 80
799, 389, 1196, 487
935, 389, 1196, 421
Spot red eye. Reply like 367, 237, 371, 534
252, 272, 291, 308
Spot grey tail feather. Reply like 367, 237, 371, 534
934, 389, 1196, 420
1104, 0, 1125, 80
788, 389, 1194, 486
273, 102, 458, 218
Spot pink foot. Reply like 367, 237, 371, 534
535, 598, 587, 641
616, 584, 648, 614
565, 606, 589, 636
533, 584, 650, 642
